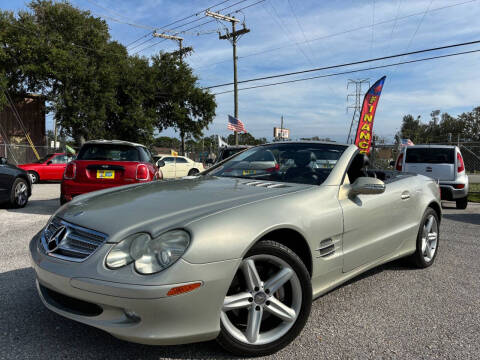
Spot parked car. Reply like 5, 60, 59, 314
396, 145, 468, 209
30, 142, 442, 356
17, 153, 75, 183
215, 145, 251, 164
0, 157, 31, 208
60, 140, 159, 204
156, 155, 204, 178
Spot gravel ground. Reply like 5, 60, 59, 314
1, 184, 479, 359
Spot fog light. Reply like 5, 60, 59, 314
124, 309, 140, 322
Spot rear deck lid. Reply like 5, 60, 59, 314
404, 147, 455, 181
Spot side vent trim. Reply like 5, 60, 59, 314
316, 238, 335, 257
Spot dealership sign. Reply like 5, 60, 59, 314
354, 76, 386, 155
274, 127, 290, 139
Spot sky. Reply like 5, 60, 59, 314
3, 0, 480, 143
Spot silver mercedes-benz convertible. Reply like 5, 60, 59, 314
30, 142, 441, 356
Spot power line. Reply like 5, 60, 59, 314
212, 47, 480, 95
197, 0, 477, 69
132, 0, 265, 55
204, 39, 480, 89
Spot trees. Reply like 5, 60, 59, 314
150, 52, 216, 155
0, 1, 216, 148
226, 133, 267, 146
399, 107, 479, 143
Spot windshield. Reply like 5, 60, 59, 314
208, 143, 346, 185
34, 154, 55, 163
77, 144, 140, 161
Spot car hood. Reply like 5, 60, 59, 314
56, 176, 310, 242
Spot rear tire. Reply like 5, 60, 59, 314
409, 208, 439, 268
217, 240, 312, 357
28, 171, 39, 184
60, 195, 68, 205
188, 168, 199, 176
456, 196, 468, 210
9, 178, 29, 208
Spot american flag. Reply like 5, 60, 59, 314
227, 115, 247, 133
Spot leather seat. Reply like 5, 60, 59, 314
347, 153, 370, 183
284, 151, 319, 185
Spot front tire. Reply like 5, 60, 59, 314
217, 240, 312, 357
9, 178, 29, 208
456, 196, 468, 210
409, 208, 439, 268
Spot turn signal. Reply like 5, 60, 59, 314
167, 282, 202, 297
64, 162, 76, 180
136, 164, 149, 180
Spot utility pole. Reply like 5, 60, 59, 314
280, 115, 284, 141
153, 32, 192, 155
346, 79, 370, 144
153, 32, 184, 60
205, 10, 250, 145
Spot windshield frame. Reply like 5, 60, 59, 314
203, 142, 347, 185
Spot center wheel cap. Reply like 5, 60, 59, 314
254, 292, 267, 305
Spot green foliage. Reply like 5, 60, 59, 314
399, 107, 480, 143
0, 1, 216, 147
226, 133, 267, 145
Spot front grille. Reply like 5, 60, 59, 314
41, 217, 107, 262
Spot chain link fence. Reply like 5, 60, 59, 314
0, 143, 54, 164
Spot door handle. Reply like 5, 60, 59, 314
401, 191, 410, 200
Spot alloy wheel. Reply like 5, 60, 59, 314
421, 214, 438, 262
221, 254, 302, 345
15, 181, 28, 207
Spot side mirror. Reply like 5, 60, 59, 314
46, 160, 52, 165
350, 177, 385, 196
157, 160, 165, 168
0, 157, 7, 165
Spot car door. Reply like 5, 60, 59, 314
0, 163, 15, 201
175, 157, 190, 177
339, 169, 417, 273
159, 157, 175, 179
49, 154, 69, 180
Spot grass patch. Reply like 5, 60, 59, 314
469, 183, 480, 203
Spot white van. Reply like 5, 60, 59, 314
396, 145, 469, 209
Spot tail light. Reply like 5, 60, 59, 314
457, 152, 465, 173
454, 184, 465, 189
266, 163, 280, 172
136, 164, 149, 181
64, 162, 76, 180
395, 153, 404, 171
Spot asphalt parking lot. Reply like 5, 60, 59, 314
1, 184, 479, 359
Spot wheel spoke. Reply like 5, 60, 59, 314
428, 232, 437, 242
425, 243, 433, 259
264, 267, 293, 294
425, 216, 434, 233
223, 292, 252, 311
265, 297, 296, 322
421, 237, 427, 254
246, 306, 263, 343
241, 259, 262, 291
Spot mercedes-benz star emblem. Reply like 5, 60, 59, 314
46, 226, 67, 253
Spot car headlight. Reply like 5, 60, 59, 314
106, 230, 190, 274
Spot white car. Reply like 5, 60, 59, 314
156, 155, 204, 179
396, 145, 469, 209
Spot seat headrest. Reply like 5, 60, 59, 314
294, 151, 316, 167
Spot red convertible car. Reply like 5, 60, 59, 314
18, 153, 75, 183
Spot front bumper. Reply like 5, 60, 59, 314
30, 232, 240, 345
